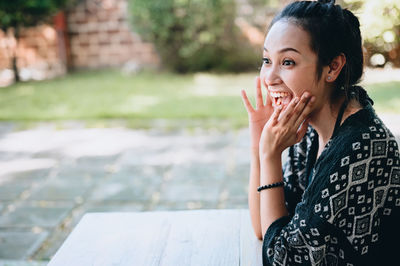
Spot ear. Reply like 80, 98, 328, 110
325, 53, 346, 83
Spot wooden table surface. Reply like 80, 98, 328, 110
48, 209, 263, 266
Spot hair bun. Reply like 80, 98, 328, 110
317, 0, 336, 4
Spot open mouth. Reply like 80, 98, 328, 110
269, 91, 292, 107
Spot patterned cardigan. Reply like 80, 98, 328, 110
262, 103, 400, 265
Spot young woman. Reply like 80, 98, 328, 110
241, 0, 400, 265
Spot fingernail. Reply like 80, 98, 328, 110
294, 97, 299, 103
310, 96, 316, 102
304, 92, 310, 98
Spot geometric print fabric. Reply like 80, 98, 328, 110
263, 107, 400, 265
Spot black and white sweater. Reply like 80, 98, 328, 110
262, 103, 400, 265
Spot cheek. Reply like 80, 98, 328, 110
281, 72, 313, 97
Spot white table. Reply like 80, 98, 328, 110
48, 209, 263, 266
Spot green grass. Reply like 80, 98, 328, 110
364, 81, 400, 113
0, 70, 399, 129
0, 70, 254, 128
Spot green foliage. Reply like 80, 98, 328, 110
0, 0, 70, 30
128, 0, 259, 72
344, 0, 400, 42
247, 0, 278, 7
343, 0, 400, 65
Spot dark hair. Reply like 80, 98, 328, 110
270, 0, 365, 103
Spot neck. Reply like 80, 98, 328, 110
310, 96, 363, 147
309, 97, 346, 146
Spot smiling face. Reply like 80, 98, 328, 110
261, 19, 332, 114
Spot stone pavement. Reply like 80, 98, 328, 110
0, 114, 399, 265
0, 122, 252, 265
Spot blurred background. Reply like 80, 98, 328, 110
0, 0, 399, 265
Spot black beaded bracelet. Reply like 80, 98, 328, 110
257, 181, 284, 192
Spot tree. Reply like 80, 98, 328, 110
0, 0, 70, 82
128, 0, 259, 73
343, 0, 400, 66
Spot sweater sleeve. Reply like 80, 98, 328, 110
282, 148, 304, 217
282, 126, 315, 216
263, 202, 357, 265
262, 119, 400, 266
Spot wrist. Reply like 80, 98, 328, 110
259, 155, 283, 184
250, 139, 261, 151
251, 146, 259, 155
259, 149, 281, 162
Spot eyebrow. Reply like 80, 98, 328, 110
263, 47, 301, 54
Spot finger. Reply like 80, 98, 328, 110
241, 89, 254, 113
294, 96, 315, 129
296, 118, 310, 143
288, 92, 311, 125
270, 105, 283, 125
255, 77, 263, 109
279, 96, 299, 123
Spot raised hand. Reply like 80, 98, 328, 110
259, 92, 315, 158
241, 77, 274, 150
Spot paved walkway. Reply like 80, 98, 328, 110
0, 114, 399, 265
0, 123, 251, 264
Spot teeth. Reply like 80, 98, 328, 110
269, 91, 290, 98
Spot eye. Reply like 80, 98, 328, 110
262, 57, 271, 65
283, 59, 295, 66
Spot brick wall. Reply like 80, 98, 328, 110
0, 26, 66, 85
67, 0, 159, 69
0, 0, 160, 86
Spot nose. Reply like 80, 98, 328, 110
261, 64, 281, 87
